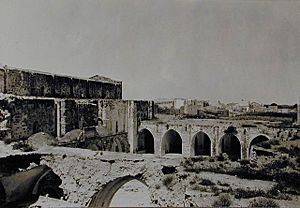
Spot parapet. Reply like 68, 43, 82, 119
0, 66, 122, 99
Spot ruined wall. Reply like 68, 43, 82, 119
128, 100, 154, 153
0, 69, 6, 93
98, 100, 129, 134
87, 81, 103, 99
0, 95, 103, 140
0, 68, 122, 99
4, 69, 32, 96
1, 98, 57, 141
31, 73, 55, 96
135, 100, 154, 121
97, 100, 154, 153
72, 78, 88, 98
57, 99, 99, 137
0, 95, 154, 141
76, 100, 98, 129
54, 76, 73, 98
59, 100, 78, 136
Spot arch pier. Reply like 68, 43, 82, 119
137, 121, 283, 159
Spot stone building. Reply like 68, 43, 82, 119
183, 99, 209, 116
0, 66, 154, 153
0, 66, 122, 99
154, 98, 185, 114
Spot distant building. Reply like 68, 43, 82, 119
264, 103, 279, 112
183, 99, 209, 116
277, 104, 297, 113
155, 100, 174, 110
154, 98, 186, 114
248, 102, 266, 113
173, 98, 186, 110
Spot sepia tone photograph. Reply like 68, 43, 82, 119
0, 0, 299, 207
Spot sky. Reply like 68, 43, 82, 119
0, 0, 299, 104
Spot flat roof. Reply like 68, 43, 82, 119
0, 66, 122, 85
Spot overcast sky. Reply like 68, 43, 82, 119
0, 0, 299, 104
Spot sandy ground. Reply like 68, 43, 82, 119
0, 140, 23, 157
28, 180, 154, 207
29, 196, 82, 208
110, 180, 154, 207
2, 142, 299, 207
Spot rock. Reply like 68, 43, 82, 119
221, 153, 229, 160
59, 129, 83, 144
27, 132, 57, 150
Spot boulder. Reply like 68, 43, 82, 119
27, 132, 57, 150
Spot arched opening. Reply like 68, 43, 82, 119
137, 129, 154, 154
249, 135, 270, 158
161, 129, 182, 155
220, 134, 241, 160
192, 132, 211, 156
89, 176, 152, 207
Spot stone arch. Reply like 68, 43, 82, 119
219, 134, 242, 160
248, 134, 270, 158
191, 131, 212, 156
88, 176, 149, 207
137, 128, 154, 154
161, 129, 182, 155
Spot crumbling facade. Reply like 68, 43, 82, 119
0, 67, 122, 99
0, 67, 154, 153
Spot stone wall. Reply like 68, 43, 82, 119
98, 100, 129, 134
139, 119, 299, 159
98, 100, 154, 135
77, 100, 99, 129
136, 100, 154, 121
128, 101, 154, 153
0, 96, 102, 141
4, 69, 32, 96
0, 67, 122, 99
57, 99, 99, 137
0, 92, 154, 151
0, 97, 57, 141
31, 73, 55, 97
97, 100, 154, 153
59, 100, 78, 136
